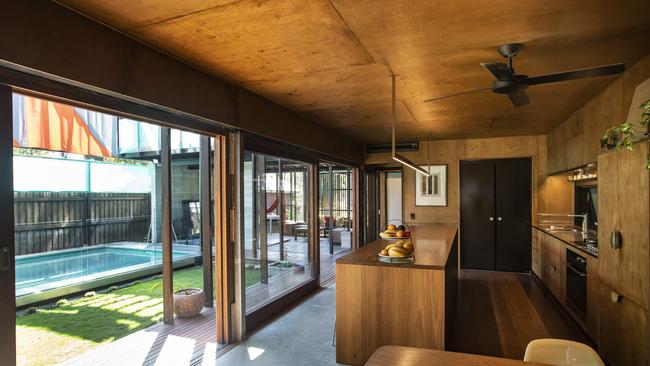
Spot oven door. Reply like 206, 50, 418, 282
566, 262, 587, 318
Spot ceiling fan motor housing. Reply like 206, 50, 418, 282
492, 76, 529, 94
498, 43, 524, 58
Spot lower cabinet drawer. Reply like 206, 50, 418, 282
599, 284, 649, 366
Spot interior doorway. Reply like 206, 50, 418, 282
385, 172, 403, 226
364, 168, 402, 243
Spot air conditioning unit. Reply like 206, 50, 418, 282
365, 142, 419, 154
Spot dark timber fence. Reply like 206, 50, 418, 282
14, 192, 151, 255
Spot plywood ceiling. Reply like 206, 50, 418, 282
58, 0, 650, 144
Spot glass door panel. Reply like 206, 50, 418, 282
242, 152, 314, 314
318, 163, 354, 284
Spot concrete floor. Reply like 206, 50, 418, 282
215, 285, 342, 366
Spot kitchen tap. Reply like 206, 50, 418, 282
579, 213, 588, 238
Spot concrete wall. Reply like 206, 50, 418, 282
0, 1, 363, 164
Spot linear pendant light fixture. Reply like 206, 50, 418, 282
390, 74, 431, 177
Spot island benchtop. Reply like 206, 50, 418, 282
336, 223, 458, 270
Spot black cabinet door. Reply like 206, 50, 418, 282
460, 161, 496, 270
460, 158, 532, 272
495, 158, 531, 272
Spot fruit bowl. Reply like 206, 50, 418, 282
377, 239, 414, 264
377, 253, 414, 264
379, 232, 409, 240
377, 252, 413, 259
379, 220, 411, 240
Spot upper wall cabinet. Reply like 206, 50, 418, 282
547, 56, 649, 174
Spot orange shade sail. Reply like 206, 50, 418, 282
22, 97, 111, 157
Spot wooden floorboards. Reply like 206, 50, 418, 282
63, 307, 219, 366
245, 270, 312, 313
64, 269, 588, 365
244, 249, 345, 313
446, 270, 590, 360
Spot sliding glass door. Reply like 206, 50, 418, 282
243, 151, 314, 315
0, 89, 226, 366
318, 163, 354, 283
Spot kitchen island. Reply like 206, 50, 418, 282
335, 223, 458, 366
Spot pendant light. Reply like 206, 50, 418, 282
390, 74, 431, 177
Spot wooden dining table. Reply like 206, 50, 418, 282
365, 346, 549, 366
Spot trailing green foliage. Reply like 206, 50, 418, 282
600, 99, 650, 169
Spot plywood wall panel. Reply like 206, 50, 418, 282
538, 175, 573, 215
537, 135, 548, 177
547, 126, 568, 173
565, 113, 586, 169
465, 136, 539, 160
366, 135, 543, 225
579, 76, 624, 165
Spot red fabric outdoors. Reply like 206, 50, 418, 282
266, 198, 279, 213
22, 96, 111, 157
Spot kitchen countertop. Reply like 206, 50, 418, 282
533, 224, 598, 258
336, 223, 457, 269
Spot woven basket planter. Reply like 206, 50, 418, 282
173, 288, 205, 318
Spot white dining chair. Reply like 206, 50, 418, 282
524, 339, 604, 366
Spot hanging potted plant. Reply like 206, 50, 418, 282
600, 99, 650, 169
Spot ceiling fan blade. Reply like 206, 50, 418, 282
481, 62, 515, 81
525, 63, 625, 85
423, 87, 491, 102
507, 90, 531, 107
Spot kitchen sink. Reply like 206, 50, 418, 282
542, 225, 581, 233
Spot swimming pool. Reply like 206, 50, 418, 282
16, 244, 200, 307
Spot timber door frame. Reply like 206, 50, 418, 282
0, 84, 16, 366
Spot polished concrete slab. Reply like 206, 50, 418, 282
215, 285, 342, 366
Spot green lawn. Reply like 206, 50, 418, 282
16, 265, 261, 366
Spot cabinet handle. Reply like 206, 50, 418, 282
0, 247, 9, 271
610, 291, 622, 303
610, 231, 622, 250
497, 217, 502, 221
489, 217, 494, 221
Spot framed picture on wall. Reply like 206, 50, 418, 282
415, 164, 447, 206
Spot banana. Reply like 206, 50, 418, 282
384, 243, 403, 250
388, 247, 408, 257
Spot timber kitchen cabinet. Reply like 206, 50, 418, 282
598, 283, 648, 366
585, 255, 600, 344
597, 142, 650, 366
540, 235, 565, 305
531, 228, 541, 276
533, 227, 601, 343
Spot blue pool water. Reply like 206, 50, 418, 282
16, 246, 198, 298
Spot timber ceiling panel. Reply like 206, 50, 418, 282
58, 0, 650, 144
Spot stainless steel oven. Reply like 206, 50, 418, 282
566, 249, 587, 320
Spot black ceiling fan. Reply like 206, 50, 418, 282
424, 43, 625, 107
482, 43, 625, 107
